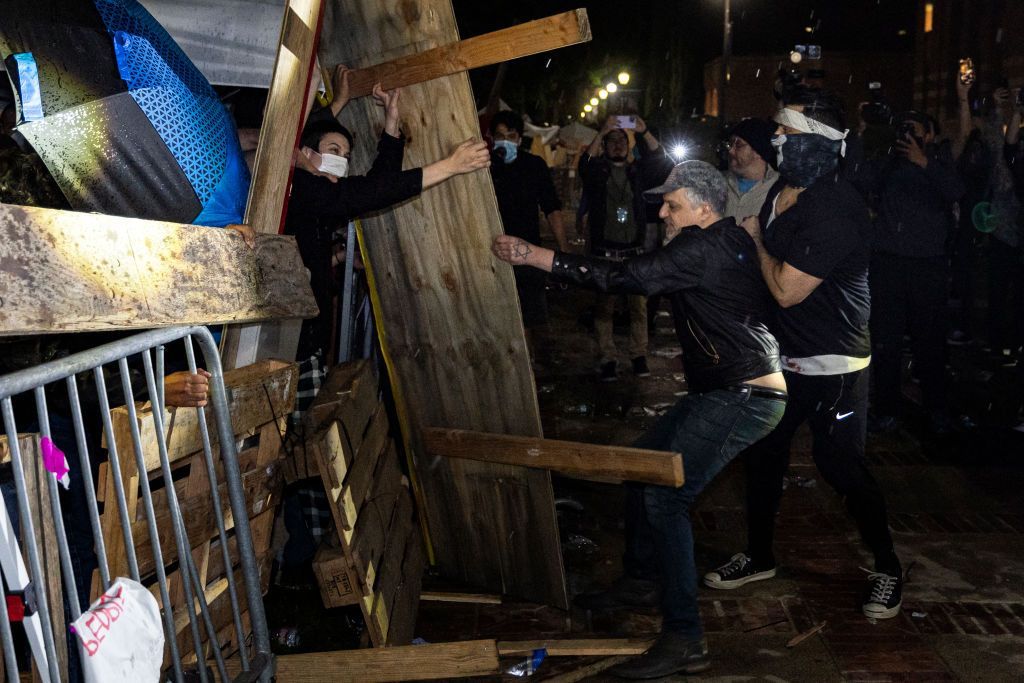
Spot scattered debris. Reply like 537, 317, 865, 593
538, 384, 556, 394
786, 621, 827, 648
652, 347, 683, 358
911, 611, 928, 619
782, 475, 817, 490
505, 648, 547, 677
564, 403, 593, 416
565, 534, 600, 554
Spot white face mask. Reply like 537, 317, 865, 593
317, 152, 349, 178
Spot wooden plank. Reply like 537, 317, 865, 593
322, 0, 567, 609
337, 404, 390, 528
420, 591, 502, 605
349, 443, 403, 577
364, 491, 415, 643
312, 544, 361, 608
108, 359, 298, 473
343, 10, 591, 98
423, 429, 684, 487
382, 520, 425, 646
497, 638, 655, 657
18, 436, 68, 681
304, 360, 374, 429
0, 203, 316, 336
221, 0, 324, 370
249, 640, 500, 682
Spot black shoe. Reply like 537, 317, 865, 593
632, 356, 651, 377
600, 360, 618, 382
574, 576, 660, 610
862, 570, 903, 619
608, 632, 709, 679
703, 552, 776, 590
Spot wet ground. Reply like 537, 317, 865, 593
267, 277, 1024, 681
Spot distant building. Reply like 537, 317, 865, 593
913, 0, 1024, 128
703, 52, 914, 125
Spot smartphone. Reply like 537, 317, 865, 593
959, 57, 975, 85
616, 115, 637, 129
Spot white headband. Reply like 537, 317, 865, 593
774, 108, 849, 156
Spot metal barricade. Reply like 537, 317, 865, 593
0, 326, 273, 682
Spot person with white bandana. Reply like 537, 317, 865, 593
703, 86, 905, 622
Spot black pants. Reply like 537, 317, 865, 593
742, 369, 901, 575
870, 253, 949, 417
987, 238, 1024, 354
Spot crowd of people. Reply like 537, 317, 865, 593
2, 34, 1023, 677
491, 71, 1024, 678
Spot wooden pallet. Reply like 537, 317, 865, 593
95, 359, 297, 666
306, 360, 424, 646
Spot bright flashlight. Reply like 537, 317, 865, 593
672, 144, 688, 160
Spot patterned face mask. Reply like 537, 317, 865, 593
771, 133, 842, 188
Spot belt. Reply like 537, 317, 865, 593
595, 246, 644, 260
724, 384, 789, 401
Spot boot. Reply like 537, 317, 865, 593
609, 632, 710, 679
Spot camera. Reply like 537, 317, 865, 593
861, 82, 893, 126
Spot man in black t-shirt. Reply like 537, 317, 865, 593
489, 111, 567, 357
703, 87, 905, 623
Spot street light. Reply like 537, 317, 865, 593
580, 112, 587, 118
599, 88, 608, 99
589, 97, 599, 106
606, 82, 618, 93
617, 71, 630, 85
584, 104, 593, 112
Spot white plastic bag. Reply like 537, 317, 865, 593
71, 577, 165, 683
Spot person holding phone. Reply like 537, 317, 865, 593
579, 114, 672, 381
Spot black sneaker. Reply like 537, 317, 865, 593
608, 632, 709, 679
703, 553, 776, 590
600, 360, 618, 382
632, 356, 651, 377
862, 570, 903, 619
574, 576, 661, 611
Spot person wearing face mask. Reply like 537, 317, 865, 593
847, 109, 965, 434
580, 115, 673, 381
705, 86, 906, 624
492, 161, 786, 678
284, 76, 491, 371
487, 110, 568, 363
723, 117, 779, 221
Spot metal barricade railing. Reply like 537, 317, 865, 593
0, 326, 273, 682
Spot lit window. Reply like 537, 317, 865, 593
924, 3, 934, 33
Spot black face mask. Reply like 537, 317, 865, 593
772, 133, 842, 188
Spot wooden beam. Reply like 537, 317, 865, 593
222, 640, 501, 681
420, 591, 502, 605
423, 429, 684, 487
322, 0, 567, 609
497, 638, 655, 657
222, 0, 324, 370
342, 10, 591, 98
0, 203, 316, 336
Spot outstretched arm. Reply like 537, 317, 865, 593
421, 139, 491, 190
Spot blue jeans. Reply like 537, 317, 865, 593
623, 388, 786, 639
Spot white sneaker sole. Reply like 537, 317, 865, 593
863, 601, 902, 619
703, 567, 776, 590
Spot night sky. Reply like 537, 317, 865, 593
453, 0, 917, 122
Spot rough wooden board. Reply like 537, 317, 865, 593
222, 0, 324, 371
343, 10, 591, 97
322, 0, 566, 609
420, 591, 502, 604
18, 436, 68, 681
423, 428, 684, 486
337, 403, 390, 528
0, 203, 315, 336
105, 359, 298, 473
498, 638, 655, 657
254, 640, 500, 681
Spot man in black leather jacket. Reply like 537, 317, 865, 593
493, 160, 787, 679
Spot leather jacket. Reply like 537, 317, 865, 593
551, 217, 782, 391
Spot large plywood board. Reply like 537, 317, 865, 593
319, 1, 566, 606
